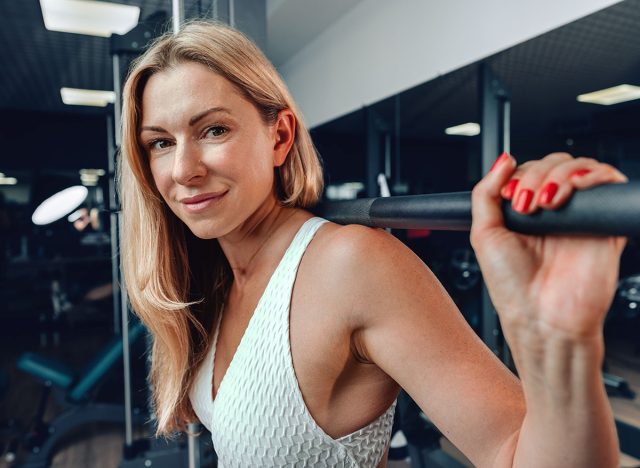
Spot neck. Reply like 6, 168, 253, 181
217, 197, 294, 286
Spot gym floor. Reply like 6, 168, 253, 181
3, 322, 640, 467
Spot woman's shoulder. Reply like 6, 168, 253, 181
308, 220, 435, 315
312, 220, 419, 272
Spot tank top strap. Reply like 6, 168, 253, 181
274, 216, 328, 299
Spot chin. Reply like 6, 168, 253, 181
183, 218, 232, 240
187, 225, 225, 240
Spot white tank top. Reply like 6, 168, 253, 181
190, 217, 397, 467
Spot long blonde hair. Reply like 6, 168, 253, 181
118, 20, 323, 435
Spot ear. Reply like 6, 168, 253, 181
272, 109, 296, 168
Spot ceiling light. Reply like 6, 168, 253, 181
40, 0, 139, 37
61, 87, 116, 107
577, 84, 640, 106
445, 122, 481, 136
0, 177, 17, 185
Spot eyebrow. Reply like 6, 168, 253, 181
139, 107, 232, 133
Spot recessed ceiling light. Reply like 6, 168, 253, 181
577, 84, 640, 106
61, 87, 116, 107
0, 177, 17, 185
40, 0, 139, 37
445, 122, 481, 136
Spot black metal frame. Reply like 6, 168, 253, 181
479, 63, 510, 359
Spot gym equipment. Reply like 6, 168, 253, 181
614, 274, 640, 321
448, 249, 480, 293
12, 322, 146, 468
31, 186, 88, 226
318, 181, 640, 236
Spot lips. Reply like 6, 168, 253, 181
180, 190, 228, 205
179, 190, 228, 213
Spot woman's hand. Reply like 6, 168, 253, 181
470, 152, 628, 339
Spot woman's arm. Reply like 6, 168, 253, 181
332, 225, 525, 467
330, 153, 626, 467
470, 152, 626, 467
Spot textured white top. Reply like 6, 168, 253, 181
190, 217, 396, 467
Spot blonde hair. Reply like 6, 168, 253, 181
118, 20, 323, 435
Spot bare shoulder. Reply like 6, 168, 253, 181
309, 222, 443, 326
310, 223, 407, 278
312, 222, 420, 269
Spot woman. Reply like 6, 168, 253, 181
119, 21, 627, 467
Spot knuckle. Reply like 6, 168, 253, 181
518, 161, 535, 170
574, 156, 596, 166
545, 152, 573, 161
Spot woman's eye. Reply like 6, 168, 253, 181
205, 126, 228, 138
148, 139, 171, 151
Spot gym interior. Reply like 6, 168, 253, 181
1, 1, 640, 467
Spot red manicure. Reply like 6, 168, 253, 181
539, 182, 558, 205
514, 189, 534, 213
503, 179, 519, 199
490, 152, 510, 172
570, 169, 591, 178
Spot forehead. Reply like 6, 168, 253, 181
140, 62, 249, 125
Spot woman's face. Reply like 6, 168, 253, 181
140, 61, 287, 239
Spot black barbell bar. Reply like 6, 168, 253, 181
317, 181, 640, 236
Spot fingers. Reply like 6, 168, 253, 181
470, 152, 517, 239
499, 152, 629, 214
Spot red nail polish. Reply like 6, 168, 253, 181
490, 152, 510, 172
503, 179, 519, 199
539, 182, 558, 205
570, 169, 591, 178
514, 189, 534, 213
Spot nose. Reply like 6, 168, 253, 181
172, 139, 207, 185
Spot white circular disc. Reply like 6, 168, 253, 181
32, 185, 89, 226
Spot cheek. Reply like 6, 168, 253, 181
222, 139, 274, 187
149, 160, 172, 199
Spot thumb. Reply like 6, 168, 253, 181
471, 153, 517, 237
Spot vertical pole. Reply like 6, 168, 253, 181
384, 134, 392, 180
120, 257, 133, 448
366, 108, 382, 198
502, 100, 511, 155
173, 0, 184, 33
188, 423, 201, 468
394, 95, 402, 188
229, 0, 235, 27
106, 114, 121, 335
112, 46, 136, 451
479, 63, 510, 359
112, 55, 122, 148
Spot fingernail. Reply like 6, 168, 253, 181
539, 182, 558, 205
514, 189, 534, 213
490, 152, 510, 172
570, 169, 591, 178
502, 179, 519, 199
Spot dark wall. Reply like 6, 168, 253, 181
0, 109, 109, 172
